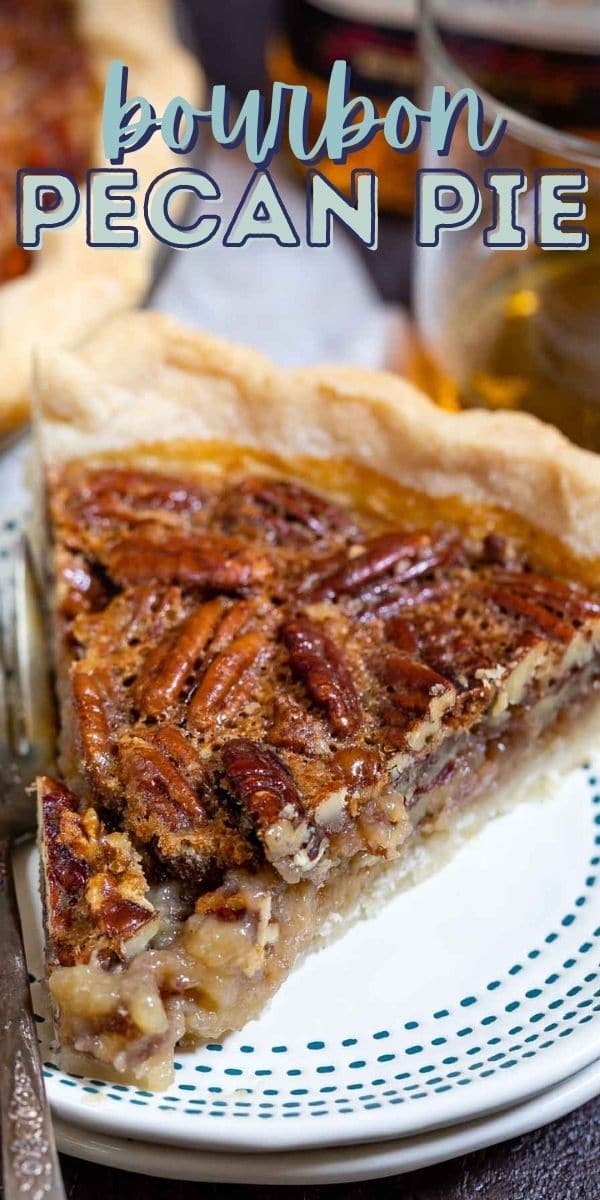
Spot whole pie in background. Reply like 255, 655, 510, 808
0, 0, 96, 284
0, 0, 202, 438
34, 314, 600, 1089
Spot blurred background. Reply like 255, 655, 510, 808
175, 0, 600, 451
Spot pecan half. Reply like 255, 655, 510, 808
306, 531, 456, 603
359, 580, 451, 622
137, 598, 227, 716
38, 776, 158, 967
221, 477, 357, 543
378, 650, 456, 751
71, 663, 119, 800
492, 572, 600, 620
380, 652, 456, 717
269, 694, 329, 757
38, 779, 91, 910
283, 617, 361, 737
120, 739, 209, 835
119, 738, 251, 882
73, 584, 183, 659
487, 583, 574, 643
207, 599, 258, 653
104, 531, 272, 592
61, 467, 207, 525
148, 725, 208, 786
188, 629, 270, 727
222, 739, 329, 883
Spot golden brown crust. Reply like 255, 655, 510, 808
0, 3, 203, 437
34, 311, 600, 561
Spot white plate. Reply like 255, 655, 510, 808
53, 1058, 600, 1184
3, 509, 600, 1154
15, 759, 600, 1152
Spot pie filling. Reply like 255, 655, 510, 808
0, 0, 97, 282
38, 447, 600, 1088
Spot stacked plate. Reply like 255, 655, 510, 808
14, 760, 600, 1183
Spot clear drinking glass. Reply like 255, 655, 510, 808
411, 0, 600, 451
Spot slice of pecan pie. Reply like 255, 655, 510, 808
34, 315, 600, 1088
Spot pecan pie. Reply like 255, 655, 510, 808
0, 0, 96, 285
34, 315, 600, 1088
0, 2, 202, 437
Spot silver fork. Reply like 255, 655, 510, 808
0, 535, 65, 1200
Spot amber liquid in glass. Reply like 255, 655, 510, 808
413, 18, 600, 451
411, 234, 600, 453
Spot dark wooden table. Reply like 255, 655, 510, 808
44, 4, 600, 1196
56, 1099, 600, 1199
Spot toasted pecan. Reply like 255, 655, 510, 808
71, 663, 118, 799
220, 477, 358, 544
379, 652, 456, 717
57, 467, 207, 527
188, 630, 270, 728
306, 531, 455, 603
487, 584, 575, 643
119, 737, 252, 882
492, 571, 600, 620
73, 584, 183, 659
137, 598, 227, 717
120, 738, 209, 834
104, 531, 272, 592
222, 739, 329, 883
38, 777, 158, 967
283, 616, 361, 737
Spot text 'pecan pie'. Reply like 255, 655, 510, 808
34, 314, 600, 1088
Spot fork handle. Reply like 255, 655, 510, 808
0, 840, 66, 1200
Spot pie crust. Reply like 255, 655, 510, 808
33, 314, 600, 1089
34, 312, 600, 563
0, 3, 203, 438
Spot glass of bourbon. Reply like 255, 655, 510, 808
412, 0, 600, 451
